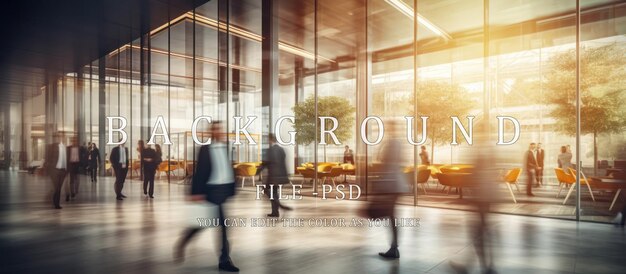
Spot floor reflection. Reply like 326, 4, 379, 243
1, 171, 625, 273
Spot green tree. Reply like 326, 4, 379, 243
410, 81, 476, 163
292, 96, 356, 161
545, 44, 626, 175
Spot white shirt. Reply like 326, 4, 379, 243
70, 147, 79, 163
56, 143, 67, 169
119, 146, 127, 165
207, 143, 234, 185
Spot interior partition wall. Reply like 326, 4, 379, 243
25, 0, 626, 223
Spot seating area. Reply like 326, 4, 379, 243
234, 162, 262, 188
294, 162, 355, 187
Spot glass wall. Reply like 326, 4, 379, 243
17, 0, 626, 223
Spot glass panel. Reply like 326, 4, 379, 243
367, 0, 415, 202
486, 0, 577, 219
580, 0, 626, 222
408, 0, 484, 208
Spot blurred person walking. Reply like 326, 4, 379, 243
65, 137, 84, 201
88, 143, 101, 182
536, 143, 545, 186
343, 145, 354, 165
44, 133, 67, 209
263, 133, 292, 217
524, 143, 539, 196
174, 121, 239, 272
155, 144, 163, 169
360, 120, 408, 259
449, 129, 497, 274
110, 140, 129, 200
142, 143, 159, 198
80, 142, 89, 174
137, 140, 145, 180
419, 145, 430, 165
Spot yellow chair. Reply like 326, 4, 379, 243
323, 166, 344, 187
502, 168, 522, 203
298, 167, 316, 185
131, 160, 141, 176
405, 167, 432, 195
105, 160, 112, 176
565, 167, 596, 203
156, 161, 166, 178
437, 172, 472, 198
555, 168, 575, 199
236, 163, 258, 188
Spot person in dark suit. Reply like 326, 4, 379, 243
536, 142, 545, 186
361, 120, 408, 259
137, 140, 145, 180
174, 121, 239, 272
65, 137, 85, 201
110, 140, 129, 200
80, 142, 89, 174
142, 143, 159, 198
419, 145, 430, 165
525, 143, 538, 196
88, 143, 101, 182
263, 133, 293, 217
44, 133, 68, 209
343, 145, 354, 165
155, 144, 163, 167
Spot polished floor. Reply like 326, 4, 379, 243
1, 171, 626, 274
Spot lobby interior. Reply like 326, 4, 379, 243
1, 0, 626, 273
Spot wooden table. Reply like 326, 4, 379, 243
590, 177, 626, 210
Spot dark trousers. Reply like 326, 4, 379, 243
90, 166, 98, 182
386, 194, 399, 249
267, 184, 288, 215
143, 167, 156, 196
49, 168, 67, 207
114, 167, 128, 198
369, 193, 399, 248
66, 163, 80, 196
526, 169, 536, 194
537, 166, 544, 184
178, 204, 231, 263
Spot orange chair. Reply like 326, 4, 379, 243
427, 165, 442, 188
555, 168, 595, 205
158, 160, 178, 179
236, 163, 258, 188
405, 167, 432, 195
105, 160, 112, 176
567, 167, 596, 203
323, 166, 344, 187
297, 167, 316, 186
131, 160, 141, 176
437, 172, 472, 198
501, 168, 522, 203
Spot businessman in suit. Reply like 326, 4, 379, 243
44, 133, 68, 209
65, 137, 85, 201
525, 143, 538, 196
110, 140, 129, 200
263, 133, 292, 217
142, 143, 158, 198
174, 121, 239, 272
536, 142, 545, 186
